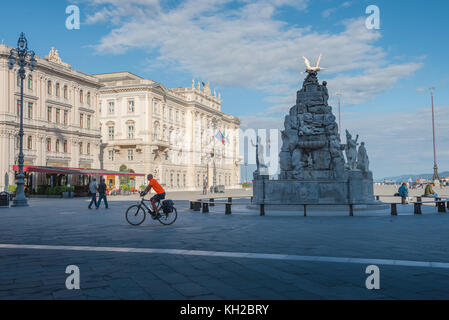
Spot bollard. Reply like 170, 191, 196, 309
437, 201, 446, 213
193, 201, 201, 211
260, 204, 265, 216
225, 203, 232, 215
391, 203, 398, 216
210, 198, 215, 207
228, 197, 232, 203
414, 203, 422, 215
303, 204, 307, 217
401, 197, 406, 205
435, 197, 441, 207
349, 204, 354, 217
202, 202, 209, 213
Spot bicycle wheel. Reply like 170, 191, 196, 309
126, 205, 146, 226
157, 207, 178, 226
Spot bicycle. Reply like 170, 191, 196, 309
125, 197, 178, 226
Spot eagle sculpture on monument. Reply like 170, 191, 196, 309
302, 54, 325, 73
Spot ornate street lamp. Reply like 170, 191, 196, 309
8, 33, 36, 207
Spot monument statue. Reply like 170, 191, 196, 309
356, 142, 370, 172
251, 136, 267, 176
253, 55, 376, 206
345, 130, 359, 170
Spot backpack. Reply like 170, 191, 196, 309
162, 200, 174, 214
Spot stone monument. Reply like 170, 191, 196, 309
253, 55, 375, 205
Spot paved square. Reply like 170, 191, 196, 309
1, 192, 449, 300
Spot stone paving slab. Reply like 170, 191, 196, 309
1, 197, 449, 299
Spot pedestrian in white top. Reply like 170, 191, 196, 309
88, 178, 98, 209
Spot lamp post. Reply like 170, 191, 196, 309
211, 118, 218, 190
8, 33, 36, 207
429, 87, 439, 183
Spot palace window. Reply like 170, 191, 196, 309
79, 142, 83, 155
28, 76, 33, 90
128, 125, 135, 139
169, 108, 173, 121
47, 107, 52, 122
87, 92, 91, 106
63, 110, 68, 125
128, 150, 134, 161
47, 81, 52, 95
153, 123, 160, 140
27, 102, 33, 119
27, 136, 33, 150
56, 83, 60, 97
153, 101, 158, 113
79, 90, 84, 103
108, 126, 115, 140
56, 139, 60, 153
63, 85, 68, 99
108, 150, 115, 161
63, 140, 68, 153
17, 75, 21, 87
55, 109, 60, 124
17, 100, 21, 116
108, 102, 115, 114
176, 111, 179, 121
80, 114, 84, 128
46, 138, 51, 152
87, 115, 91, 129
87, 143, 91, 155
128, 100, 135, 113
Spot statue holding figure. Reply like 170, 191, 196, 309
345, 130, 359, 170
356, 142, 370, 172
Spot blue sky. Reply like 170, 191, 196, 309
1, 0, 448, 179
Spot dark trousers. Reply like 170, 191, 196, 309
97, 194, 108, 208
88, 193, 97, 208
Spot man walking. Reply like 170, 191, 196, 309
88, 178, 98, 209
96, 178, 109, 209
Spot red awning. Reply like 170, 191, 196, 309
12, 165, 144, 177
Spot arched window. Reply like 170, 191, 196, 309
47, 81, 52, 95
79, 90, 84, 103
63, 85, 68, 99
28, 75, 33, 90
56, 83, 60, 97
87, 92, 91, 105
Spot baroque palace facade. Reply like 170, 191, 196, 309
95, 72, 242, 191
0, 44, 241, 192
0, 44, 101, 191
